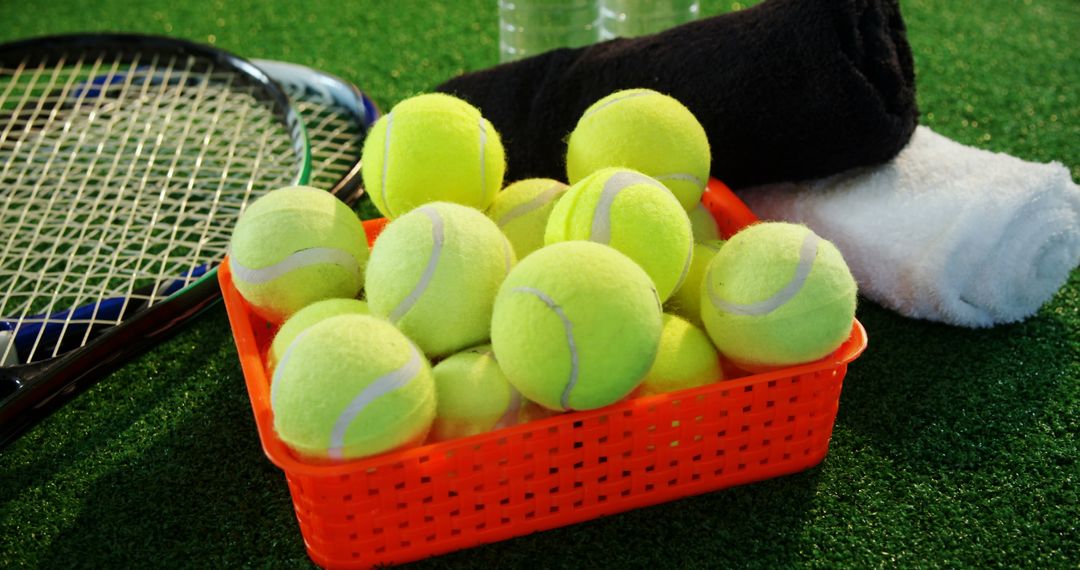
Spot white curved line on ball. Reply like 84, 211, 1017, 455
479, 117, 488, 206
654, 172, 705, 189
269, 328, 314, 411
581, 89, 654, 120
480, 348, 523, 429
591, 170, 666, 244
502, 236, 514, 274
708, 232, 821, 316
389, 206, 444, 323
672, 214, 695, 294
229, 247, 361, 285
328, 342, 424, 459
514, 286, 579, 411
380, 111, 394, 217
495, 184, 564, 229
495, 384, 523, 430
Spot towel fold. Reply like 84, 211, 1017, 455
436, 0, 918, 189
737, 127, 1080, 328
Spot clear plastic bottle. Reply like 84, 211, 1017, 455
498, 0, 601, 63
598, 0, 700, 40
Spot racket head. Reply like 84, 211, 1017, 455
0, 34, 311, 443
253, 59, 379, 206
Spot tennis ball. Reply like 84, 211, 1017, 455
430, 344, 529, 442
545, 167, 693, 302
366, 202, 515, 357
688, 203, 721, 242
665, 240, 724, 328
638, 314, 722, 397
701, 222, 857, 371
486, 178, 568, 258
566, 88, 710, 212
270, 314, 435, 460
361, 93, 505, 218
229, 186, 368, 323
268, 298, 369, 372
491, 241, 663, 412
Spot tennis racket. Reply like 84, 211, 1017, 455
0, 34, 313, 447
252, 59, 377, 207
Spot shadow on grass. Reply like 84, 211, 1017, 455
35, 342, 310, 568
0, 308, 310, 567
0, 308, 234, 507
411, 469, 825, 570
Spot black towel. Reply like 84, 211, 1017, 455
436, 0, 918, 190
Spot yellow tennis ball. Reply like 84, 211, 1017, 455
701, 222, 858, 371
491, 241, 663, 412
366, 202, 515, 357
545, 167, 693, 302
666, 240, 725, 328
361, 93, 505, 218
688, 202, 721, 242
638, 314, 722, 397
229, 186, 369, 323
268, 298, 370, 372
270, 314, 436, 460
430, 344, 531, 442
486, 178, 568, 258
566, 88, 710, 212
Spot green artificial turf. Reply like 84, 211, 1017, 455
1, 0, 1077, 568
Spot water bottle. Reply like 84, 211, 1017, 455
498, 0, 601, 63
598, 0, 700, 40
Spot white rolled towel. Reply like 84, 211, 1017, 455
736, 126, 1080, 328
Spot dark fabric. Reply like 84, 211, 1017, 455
436, 0, 918, 189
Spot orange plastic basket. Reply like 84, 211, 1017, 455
220, 178, 867, 569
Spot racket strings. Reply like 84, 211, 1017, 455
300, 101, 364, 191
1, 50, 300, 364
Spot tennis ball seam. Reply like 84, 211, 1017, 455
327, 343, 423, 459
589, 171, 695, 293
478, 116, 490, 207
380, 111, 395, 216
230, 247, 361, 285
580, 89, 652, 120
708, 231, 820, 316
513, 285, 580, 411
388, 205, 445, 323
654, 172, 706, 191
495, 183, 565, 229
578, 90, 707, 193
494, 386, 523, 429
590, 170, 665, 242
272, 329, 427, 459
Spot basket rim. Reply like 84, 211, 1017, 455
219, 259, 866, 479
221, 176, 868, 478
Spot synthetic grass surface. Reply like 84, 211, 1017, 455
1, 0, 1077, 568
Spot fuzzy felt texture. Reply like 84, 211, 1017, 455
360, 93, 506, 218
545, 168, 693, 301
268, 299, 369, 371
638, 314, 722, 396
688, 203, 722, 242
486, 178, 568, 258
270, 314, 436, 460
491, 241, 662, 411
436, 0, 917, 189
701, 222, 857, 370
738, 127, 1080, 328
229, 186, 369, 323
666, 239, 724, 329
565, 89, 710, 212
430, 344, 519, 442
366, 202, 515, 357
